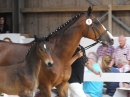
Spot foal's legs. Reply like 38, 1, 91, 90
56, 82, 68, 97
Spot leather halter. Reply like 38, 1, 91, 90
84, 12, 108, 50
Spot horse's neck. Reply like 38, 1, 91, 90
50, 30, 82, 63
25, 44, 40, 74
49, 14, 87, 63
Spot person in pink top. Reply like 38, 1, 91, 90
96, 43, 115, 58
111, 35, 130, 67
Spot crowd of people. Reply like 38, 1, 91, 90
68, 34, 130, 97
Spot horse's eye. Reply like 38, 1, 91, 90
44, 44, 46, 49
40, 48, 43, 51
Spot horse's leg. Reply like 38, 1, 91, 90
38, 85, 51, 97
56, 82, 68, 97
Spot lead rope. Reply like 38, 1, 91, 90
84, 40, 99, 50
80, 41, 99, 65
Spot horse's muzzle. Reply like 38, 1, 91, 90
47, 62, 53, 67
109, 39, 114, 45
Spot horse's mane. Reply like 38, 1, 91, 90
45, 13, 85, 41
18, 41, 36, 64
17, 38, 45, 64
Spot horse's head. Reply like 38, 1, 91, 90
35, 35, 53, 67
83, 6, 114, 46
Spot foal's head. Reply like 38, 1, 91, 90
35, 36, 53, 67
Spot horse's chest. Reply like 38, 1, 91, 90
58, 66, 71, 82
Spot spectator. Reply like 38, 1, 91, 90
117, 57, 130, 87
0, 16, 9, 33
102, 54, 119, 97
117, 57, 130, 73
83, 52, 103, 97
96, 43, 114, 67
3, 37, 12, 42
97, 43, 115, 58
111, 35, 130, 67
68, 45, 100, 97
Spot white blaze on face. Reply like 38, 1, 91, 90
101, 24, 114, 39
44, 44, 46, 49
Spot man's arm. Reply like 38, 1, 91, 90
67, 51, 83, 66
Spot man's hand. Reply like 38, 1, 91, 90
67, 50, 83, 66
76, 51, 83, 58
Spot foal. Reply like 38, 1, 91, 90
0, 36, 53, 97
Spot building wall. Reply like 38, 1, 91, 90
0, 0, 12, 8
0, 0, 130, 37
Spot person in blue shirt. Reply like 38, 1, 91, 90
83, 52, 103, 97
102, 54, 120, 97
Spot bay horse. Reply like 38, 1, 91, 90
0, 6, 114, 97
36, 6, 114, 97
0, 36, 53, 97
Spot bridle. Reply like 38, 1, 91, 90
83, 12, 108, 50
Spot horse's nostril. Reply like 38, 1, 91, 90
109, 39, 114, 45
47, 62, 53, 67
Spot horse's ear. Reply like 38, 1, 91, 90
87, 6, 93, 16
34, 35, 38, 42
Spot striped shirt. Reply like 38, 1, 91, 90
96, 45, 115, 57
112, 44, 130, 66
